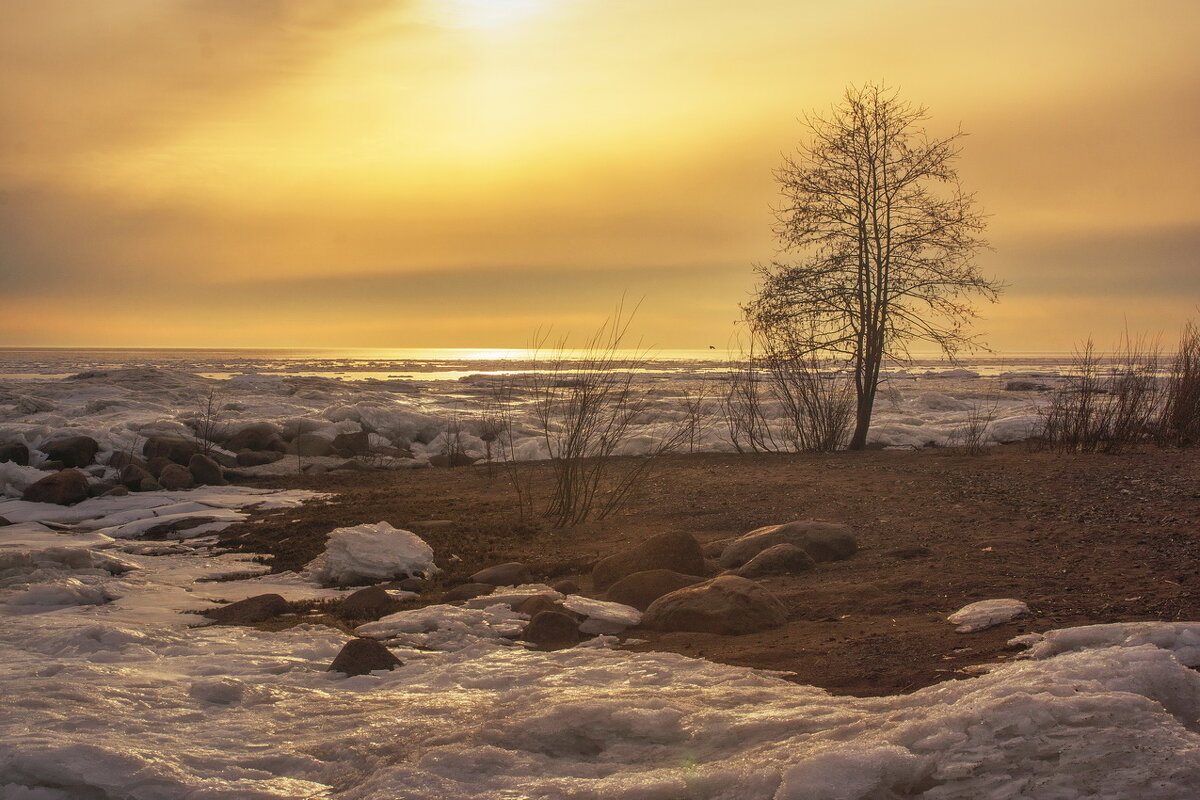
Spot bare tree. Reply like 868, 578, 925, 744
746, 83, 1002, 450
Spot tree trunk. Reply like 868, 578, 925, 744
848, 391, 872, 450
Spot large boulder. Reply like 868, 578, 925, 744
340, 586, 406, 620
592, 532, 706, 591
157, 463, 195, 491
521, 611, 581, 651
333, 431, 371, 457
719, 521, 856, 570
42, 436, 99, 468
145, 456, 173, 478
120, 464, 156, 491
236, 449, 285, 467
225, 423, 282, 453
143, 436, 201, 465
604, 569, 706, 611
442, 583, 495, 603
22, 469, 89, 505
188, 453, 226, 486
293, 434, 336, 457
204, 593, 288, 624
107, 451, 145, 471
0, 442, 30, 466
733, 543, 815, 578
328, 638, 403, 676
642, 575, 787, 635
470, 562, 532, 586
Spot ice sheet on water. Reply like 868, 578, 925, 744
304, 522, 438, 586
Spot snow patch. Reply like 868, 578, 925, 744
304, 522, 438, 586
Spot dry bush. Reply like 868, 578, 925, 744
1041, 336, 1164, 453
951, 396, 998, 455
1160, 320, 1200, 446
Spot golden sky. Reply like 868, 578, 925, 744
1, 0, 1198, 351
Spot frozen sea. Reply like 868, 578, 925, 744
3, 348, 1200, 798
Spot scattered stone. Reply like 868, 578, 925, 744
0, 442, 30, 466
204, 593, 288, 625
551, 579, 580, 595
604, 569, 706, 611
888, 546, 932, 559
143, 436, 200, 465
292, 433, 336, 457
236, 449, 284, 466
470, 562, 532, 586
188, 453, 226, 486
592, 531, 706, 591
158, 463, 195, 491
521, 611, 581, 651
41, 435, 100, 468
719, 521, 856, 570
340, 586, 406, 620
642, 575, 788, 635
22, 469, 89, 505
333, 430, 371, 457
120, 464, 156, 491
226, 423, 282, 453
442, 583, 495, 603
733, 543, 815, 578
328, 638, 403, 676
101, 486, 129, 497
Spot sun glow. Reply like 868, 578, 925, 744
437, 0, 551, 28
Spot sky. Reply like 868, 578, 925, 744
1, 0, 1198, 352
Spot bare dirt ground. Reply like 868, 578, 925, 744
216, 445, 1200, 697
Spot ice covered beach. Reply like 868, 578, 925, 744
3, 349, 1200, 798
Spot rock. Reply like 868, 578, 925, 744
551, 579, 580, 595
120, 464, 156, 491
521, 611, 581, 651
470, 562, 532, 586
396, 577, 426, 593
236, 449, 285, 467
340, 586, 406, 620
37, 460, 65, 471
733, 543, 815, 578
333, 430, 371, 457
514, 594, 565, 617
442, 583, 495, 603
145, 456, 173, 478
158, 463, 195, 491
592, 532, 706, 591
1005, 380, 1050, 392
643, 575, 788, 635
226, 423, 282, 453
293, 433, 336, 457
604, 569, 706, 611
139, 477, 162, 492
333, 459, 373, 472
0, 442, 30, 466
328, 638, 403, 676
702, 537, 735, 558
42, 436, 100, 468
719, 521, 856, 570
0, 516, 12, 526
107, 451, 145, 471
101, 486, 129, 497
188, 453, 226, 486
143, 436, 200, 465
87, 481, 116, 498
22, 469, 89, 505
204, 593, 289, 624
428, 453, 477, 468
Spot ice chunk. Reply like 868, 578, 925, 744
561, 595, 642, 634
304, 522, 438, 586
1016, 622, 1200, 667
947, 598, 1029, 632
355, 603, 526, 650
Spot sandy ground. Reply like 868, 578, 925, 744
216, 445, 1200, 696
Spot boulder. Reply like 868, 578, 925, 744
702, 537, 735, 558
158, 463, 195, 491
236, 449, 285, 467
551, 579, 580, 595
0, 516, 11, 526
0, 442, 30, 466
328, 638, 403, 676
139, 477, 162, 492
604, 569, 706, 611
643, 575, 788, 635
188, 453, 226, 486
87, 481, 116, 498
22, 469, 89, 505
203, 593, 288, 625
520, 611, 581, 651
143, 436, 200, 465
719, 521, 856, 570
101, 486, 130, 497
293, 434, 336, 457
146, 456, 173, 478
470, 562, 532, 586
442, 583, 495, 603
733, 543, 815, 578
1004, 380, 1050, 392
37, 460, 65, 471
107, 451, 145, 471
340, 586, 407, 620
395, 577, 426, 593
333, 431, 371, 457
226, 423, 282, 453
120, 464, 156, 491
42, 436, 99, 468
592, 532, 706, 591
514, 594, 565, 618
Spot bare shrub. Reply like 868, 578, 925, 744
1161, 320, 1200, 446
1041, 336, 1163, 453
951, 395, 998, 455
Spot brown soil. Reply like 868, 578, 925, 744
215, 446, 1200, 697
